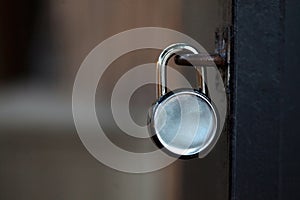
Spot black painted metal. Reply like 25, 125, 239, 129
232, 0, 300, 199
232, 0, 283, 199
279, 0, 300, 199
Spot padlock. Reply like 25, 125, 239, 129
148, 43, 218, 158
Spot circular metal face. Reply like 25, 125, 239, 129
150, 90, 218, 157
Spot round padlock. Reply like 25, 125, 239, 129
148, 43, 218, 158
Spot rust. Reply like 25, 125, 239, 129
174, 53, 226, 67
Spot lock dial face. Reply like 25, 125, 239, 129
150, 90, 218, 157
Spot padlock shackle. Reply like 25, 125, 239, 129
157, 43, 206, 98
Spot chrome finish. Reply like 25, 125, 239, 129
149, 43, 219, 158
150, 89, 218, 157
157, 43, 206, 98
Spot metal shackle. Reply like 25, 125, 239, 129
157, 43, 206, 97
149, 43, 219, 158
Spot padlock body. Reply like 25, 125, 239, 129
148, 89, 218, 158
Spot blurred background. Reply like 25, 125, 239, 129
0, 1, 231, 200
